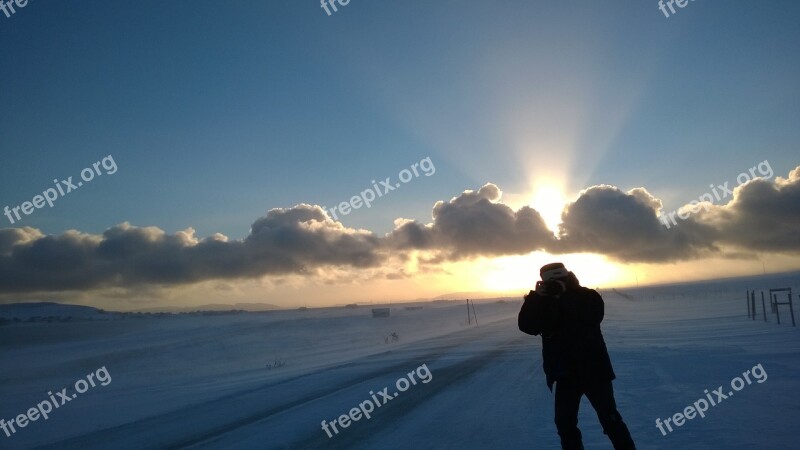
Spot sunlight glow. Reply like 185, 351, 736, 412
479, 253, 627, 293
529, 183, 567, 233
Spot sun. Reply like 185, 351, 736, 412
453, 181, 629, 294
530, 183, 567, 232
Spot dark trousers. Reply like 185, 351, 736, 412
554, 379, 635, 450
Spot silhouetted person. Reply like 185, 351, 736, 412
519, 262, 635, 450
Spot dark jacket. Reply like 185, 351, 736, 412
518, 284, 615, 390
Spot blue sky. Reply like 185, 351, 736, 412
1, 1, 798, 307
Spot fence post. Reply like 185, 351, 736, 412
761, 291, 767, 322
747, 290, 751, 318
789, 293, 795, 327
751, 291, 756, 321
774, 293, 781, 325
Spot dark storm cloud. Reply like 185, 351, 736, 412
1, 167, 798, 294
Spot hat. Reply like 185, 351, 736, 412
540, 262, 569, 281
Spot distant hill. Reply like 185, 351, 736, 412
0, 302, 111, 320
135, 303, 281, 313
0, 301, 282, 321
433, 291, 519, 301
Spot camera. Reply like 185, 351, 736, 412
536, 279, 566, 297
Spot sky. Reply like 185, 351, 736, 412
0, 0, 798, 309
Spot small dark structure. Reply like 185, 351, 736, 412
747, 288, 795, 327
466, 299, 478, 326
747, 290, 767, 321
371, 308, 390, 318
769, 288, 795, 326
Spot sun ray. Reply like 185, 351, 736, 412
529, 182, 567, 233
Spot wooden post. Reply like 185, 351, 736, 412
789, 292, 796, 327
752, 291, 756, 320
761, 291, 767, 322
774, 293, 781, 325
471, 299, 479, 327
466, 299, 471, 325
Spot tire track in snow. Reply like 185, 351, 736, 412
44, 319, 518, 450
283, 334, 531, 449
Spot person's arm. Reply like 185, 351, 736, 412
518, 290, 559, 336
575, 288, 604, 326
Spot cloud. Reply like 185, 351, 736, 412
1, 166, 798, 294
557, 185, 717, 262
694, 166, 800, 252
386, 183, 556, 260
557, 165, 800, 262
0, 205, 383, 294
0, 227, 43, 256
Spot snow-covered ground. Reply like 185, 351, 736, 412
1, 273, 799, 449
